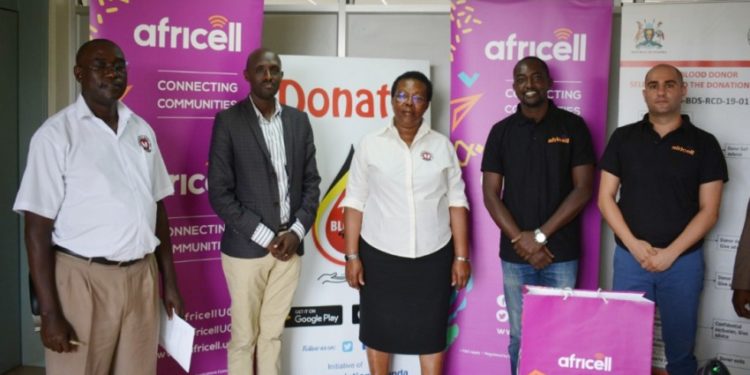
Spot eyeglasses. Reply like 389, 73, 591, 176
395, 91, 427, 106
85, 61, 128, 75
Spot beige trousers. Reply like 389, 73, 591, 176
45, 252, 159, 375
222, 252, 301, 375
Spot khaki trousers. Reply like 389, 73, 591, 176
45, 252, 159, 375
222, 252, 301, 375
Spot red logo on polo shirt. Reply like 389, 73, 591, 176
547, 136, 571, 144
138, 135, 152, 153
671, 145, 695, 156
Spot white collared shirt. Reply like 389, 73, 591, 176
341, 120, 469, 258
13, 95, 174, 261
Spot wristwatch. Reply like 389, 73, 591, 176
533, 229, 547, 245
344, 253, 360, 261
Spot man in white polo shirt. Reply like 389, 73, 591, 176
13, 39, 183, 375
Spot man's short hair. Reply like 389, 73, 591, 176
75, 39, 120, 65
514, 56, 551, 80
646, 64, 684, 85
245, 48, 281, 71
391, 71, 433, 102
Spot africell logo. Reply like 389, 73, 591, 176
485, 28, 587, 62
133, 16, 242, 52
558, 353, 613, 372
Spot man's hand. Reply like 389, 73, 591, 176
451, 260, 471, 289
512, 230, 554, 269
345, 258, 365, 290
163, 282, 184, 319
512, 231, 543, 260
527, 246, 554, 270
41, 311, 78, 353
642, 248, 679, 272
626, 239, 657, 265
24, 212, 80, 353
270, 232, 300, 261
153, 200, 184, 319
732, 289, 750, 319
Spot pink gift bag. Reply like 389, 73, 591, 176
518, 286, 655, 375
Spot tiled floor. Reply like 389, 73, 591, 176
2, 367, 44, 375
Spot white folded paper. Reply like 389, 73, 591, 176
159, 304, 195, 372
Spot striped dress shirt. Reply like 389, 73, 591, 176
249, 98, 305, 247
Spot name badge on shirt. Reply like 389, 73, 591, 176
547, 136, 571, 144
138, 135, 152, 153
671, 145, 696, 156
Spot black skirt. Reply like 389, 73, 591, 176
358, 238, 453, 354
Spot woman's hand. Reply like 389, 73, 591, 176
345, 258, 365, 290
451, 259, 471, 289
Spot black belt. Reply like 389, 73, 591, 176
54, 245, 144, 267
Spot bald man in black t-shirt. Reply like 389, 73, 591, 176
598, 64, 727, 374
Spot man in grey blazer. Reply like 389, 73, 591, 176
208, 48, 320, 375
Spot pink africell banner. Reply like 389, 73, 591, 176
447, 0, 612, 373
89, 1, 263, 373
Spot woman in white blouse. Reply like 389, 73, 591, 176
342, 71, 471, 375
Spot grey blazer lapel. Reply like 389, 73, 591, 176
282, 107, 294, 178
241, 99, 272, 163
